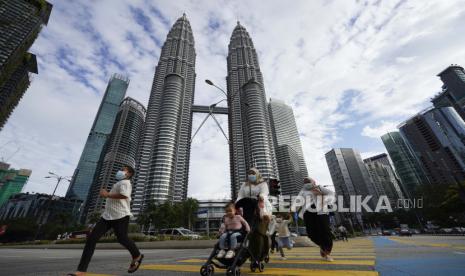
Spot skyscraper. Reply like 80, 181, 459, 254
133, 14, 196, 216
66, 74, 129, 205
275, 145, 303, 196
268, 99, 308, 195
432, 65, 465, 120
227, 22, 278, 198
364, 154, 404, 206
381, 132, 429, 198
325, 148, 374, 228
0, 0, 52, 130
399, 106, 465, 187
85, 97, 146, 221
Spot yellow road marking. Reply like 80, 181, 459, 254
388, 237, 462, 249
177, 258, 375, 266
141, 264, 379, 275
270, 255, 376, 259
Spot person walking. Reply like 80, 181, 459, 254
275, 214, 293, 260
292, 177, 335, 262
67, 165, 143, 276
268, 215, 278, 254
338, 225, 349, 242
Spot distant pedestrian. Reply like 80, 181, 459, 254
338, 225, 349, 242
292, 177, 335, 262
67, 165, 143, 276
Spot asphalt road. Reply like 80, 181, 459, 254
0, 236, 464, 275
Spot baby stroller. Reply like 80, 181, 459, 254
200, 197, 270, 276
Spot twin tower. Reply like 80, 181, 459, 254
132, 14, 279, 215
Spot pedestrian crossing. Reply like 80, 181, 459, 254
139, 237, 379, 275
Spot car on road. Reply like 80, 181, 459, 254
399, 228, 412, 236
382, 230, 392, 236
160, 228, 201, 239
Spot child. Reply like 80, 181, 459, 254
217, 202, 251, 259
275, 213, 293, 260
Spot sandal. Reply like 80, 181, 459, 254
128, 254, 144, 273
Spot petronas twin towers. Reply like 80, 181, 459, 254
133, 14, 278, 215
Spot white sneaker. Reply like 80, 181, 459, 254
280, 256, 287, 260
225, 250, 235, 259
216, 249, 226, 259
324, 255, 334, 262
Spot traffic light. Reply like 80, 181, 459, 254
269, 178, 281, 196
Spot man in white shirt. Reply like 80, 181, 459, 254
69, 165, 143, 276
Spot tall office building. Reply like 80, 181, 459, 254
0, 162, 31, 206
227, 22, 278, 198
431, 65, 465, 120
0, 0, 52, 129
268, 99, 308, 195
325, 148, 375, 227
275, 145, 304, 196
381, 132, 428, 199
133, 14, 196, 216
84, 97, 146, 221
364, 154, 404, 206
399, 107, 465, 186
66, 74, 129, 206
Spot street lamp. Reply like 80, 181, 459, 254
34, 172, 71, 240
205, 79, 227, 97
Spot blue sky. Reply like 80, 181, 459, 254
1, 0, 464, 199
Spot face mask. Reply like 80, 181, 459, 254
303, 183, 314, 190
248, 175, 257, 182
115, 170, 126, 180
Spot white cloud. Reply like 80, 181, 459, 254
1, 0, 464, 198
361, 120, 399, 139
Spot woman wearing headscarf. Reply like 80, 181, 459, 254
235, 167, 271, 263
236, 167, 272, 221
291, 177, 335, 261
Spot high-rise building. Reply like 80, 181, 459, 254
268, 99, 308, 195
0, 0, 52, 130
84, 97, 146, 221
0, 162, 31, 206
275, 145, 304, 196
227, 22, 278, 198
66, 74, 129, 206
364, 154, 404, 206
133, 14, 196, 216
325, 148, 376, 227
381, 132, 428, 199
432, 65, 465, 120
399, 106, 465, 187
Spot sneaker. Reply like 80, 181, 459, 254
280, 256, 287, 260
225, 250, 235, 259
216, 249, 226, 259
324, 255, 334, 262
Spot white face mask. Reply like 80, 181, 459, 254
303, 183, 314, 190
115, 170, 126, 180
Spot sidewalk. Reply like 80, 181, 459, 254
1, 236, 314, 249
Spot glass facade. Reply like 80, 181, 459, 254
66, 74, 129, 206
381, 132, 429, 198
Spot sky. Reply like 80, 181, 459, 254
1, 0, 465, 200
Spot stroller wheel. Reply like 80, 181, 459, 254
259, 262, 265, 272
200, 264, 214, 276
227, 267, 240, 276
250, 261, 258, 272
264, 255, 270, 263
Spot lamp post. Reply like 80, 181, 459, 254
34, 172, 71, 240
